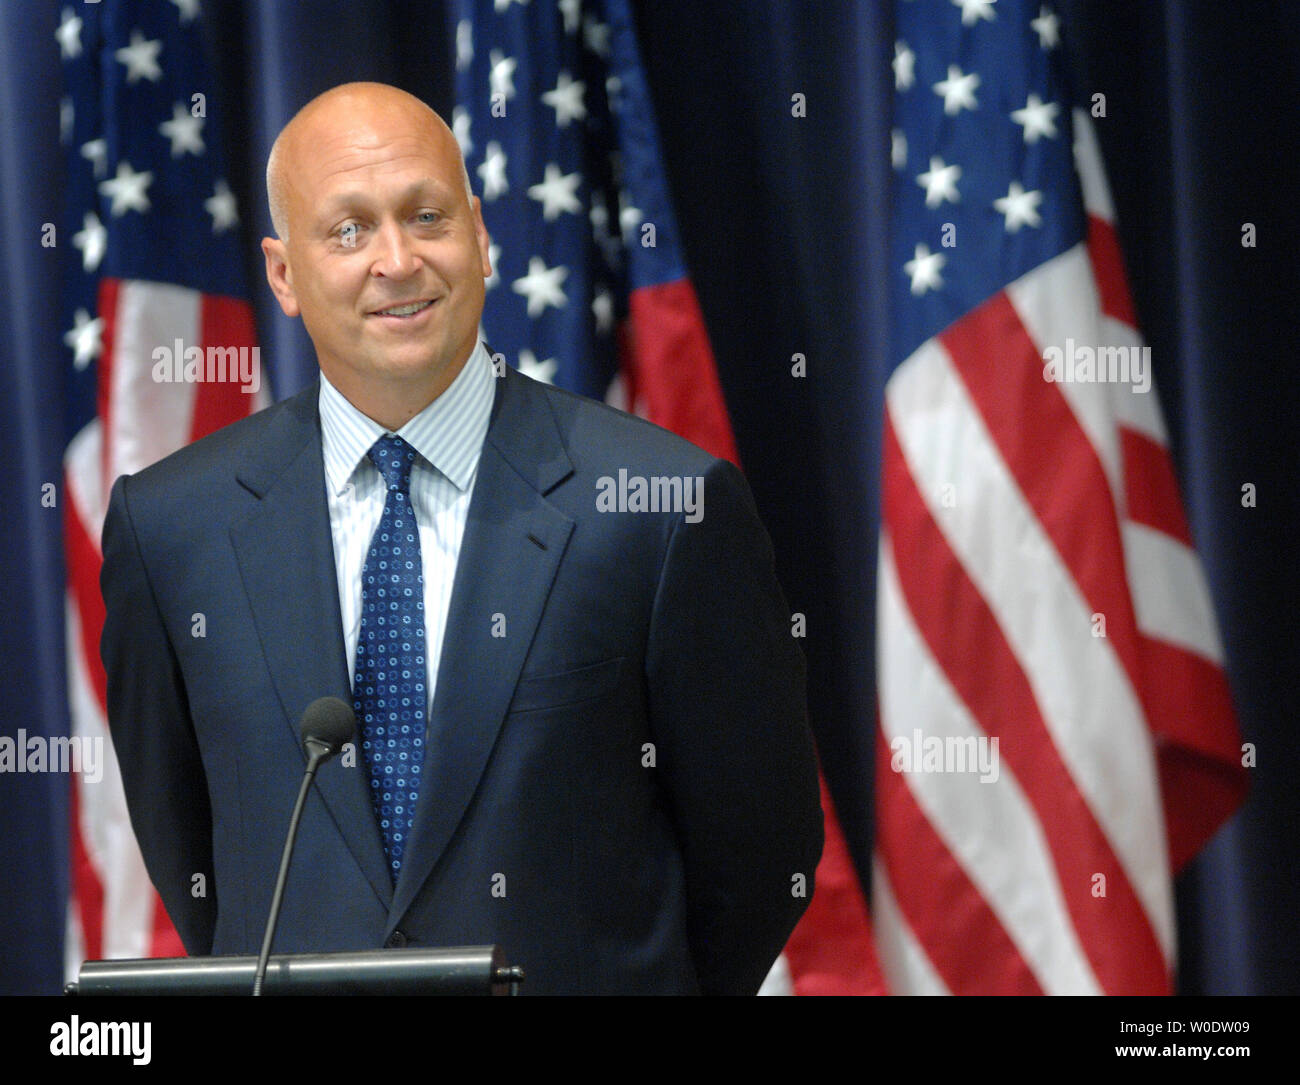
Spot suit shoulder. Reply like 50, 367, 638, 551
119, 384, 317, 500
522, 373, 720, 476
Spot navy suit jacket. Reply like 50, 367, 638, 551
100, 364, 823, 994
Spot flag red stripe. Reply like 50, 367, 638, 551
64, 475, 108, 712
939, 293, 1146, 701
781, 771, 885, 995
1086, 215, 1137, 327
192, 295, 260, 443
874, 727, 1044, 994
1120, 428, 1194, 546
65, 458, 108, 963
1138, 635, 1248, 871
95, 278, 122, 495
882, 413, 1169, 992
623, 279, 740, 466
149, 898, 186, 958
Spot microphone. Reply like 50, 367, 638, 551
252, 697, 356, 996
298, 695, 356, 763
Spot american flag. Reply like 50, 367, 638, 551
450, 0, 881, 994
873, 0, 1246, 993
59, 0, 264, 976
449, 0, 738, 458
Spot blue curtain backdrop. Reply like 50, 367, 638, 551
2, 0, 1295, 995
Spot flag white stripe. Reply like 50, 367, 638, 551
757, 953, 794, 996
65, 419, 106, 545
879, 535, 1101, 994
1102, 316, 1168, 444
1072, 109, 1115, 223
1007, 244, 1124, 501
66, 593, 154, 960
870, 856, 950, 995
107, 281, 200, 481
1123, 522, 1226, 663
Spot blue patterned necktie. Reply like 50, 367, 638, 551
354, 435, 427, 881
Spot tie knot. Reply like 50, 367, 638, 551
368, 435, 417, 493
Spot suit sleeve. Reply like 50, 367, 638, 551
100, 474, 217, 955
645, 457, 824, 994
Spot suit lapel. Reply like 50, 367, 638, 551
228, 387, 393, 910
389, 368, 575, 927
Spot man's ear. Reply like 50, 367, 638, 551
261, 237, 300, 318
472, 197, 492, 279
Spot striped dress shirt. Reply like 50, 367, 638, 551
318, 340, 495, 715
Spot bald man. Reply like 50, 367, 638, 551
101, 83, 822, 995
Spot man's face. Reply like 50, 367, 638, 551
263, 105, 491, 404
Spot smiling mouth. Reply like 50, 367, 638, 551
371, 299, 435, 318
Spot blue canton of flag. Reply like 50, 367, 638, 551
450, 0, 692, 402
890, 0, 1082, 364
59, 0, 251, 439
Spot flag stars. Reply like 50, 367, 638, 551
606, 74, 624, 111
917, 156, 962, 207
952, 0, 997, 26
512, 256, 569, 317
81, 138, 108, 178
478, 141, 509, 201
528, 163, 583, 220
1011, 93, 1059, 143
891, 128, 908, 171
169, 0, 202, 24
64, 308, 105, 370
453, 105, 473, 159
205, 179, 239, 232
618, 196, 643, 240
517, 350, 557, 384
60, 97, 74, 146
56, 8, 83, 61
904, 243, 946, 296
993, 181, 1043, 231
159, 102, 206, 157
72, 211, 108, 273
99, 161, 153, 216
590, 196, 609, 236
934, 65, 980, 115
542, 71, 587, 127
456, 19, 473, 72
485, 242, 502, 290
1031, 5, 1061, 50
583, 16, 612, 58
590, 195, 622, 264
558, 0, 582, 35
893, 41, 916, 92
489, 50, 517, 102
115, 30, 164, 85
592, 287, 614, 334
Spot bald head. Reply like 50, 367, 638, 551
265, 82, 472, 241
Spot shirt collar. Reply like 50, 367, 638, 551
318, 340, 495, 496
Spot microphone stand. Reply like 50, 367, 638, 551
252, 735, 334, 996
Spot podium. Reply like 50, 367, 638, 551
67, 946, 524, 996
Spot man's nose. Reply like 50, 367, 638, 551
370, 220, 420, 279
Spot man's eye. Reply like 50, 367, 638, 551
415, 211, 440, 225
337, 223, 361, 246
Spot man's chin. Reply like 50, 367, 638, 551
362, 344, 472, 390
